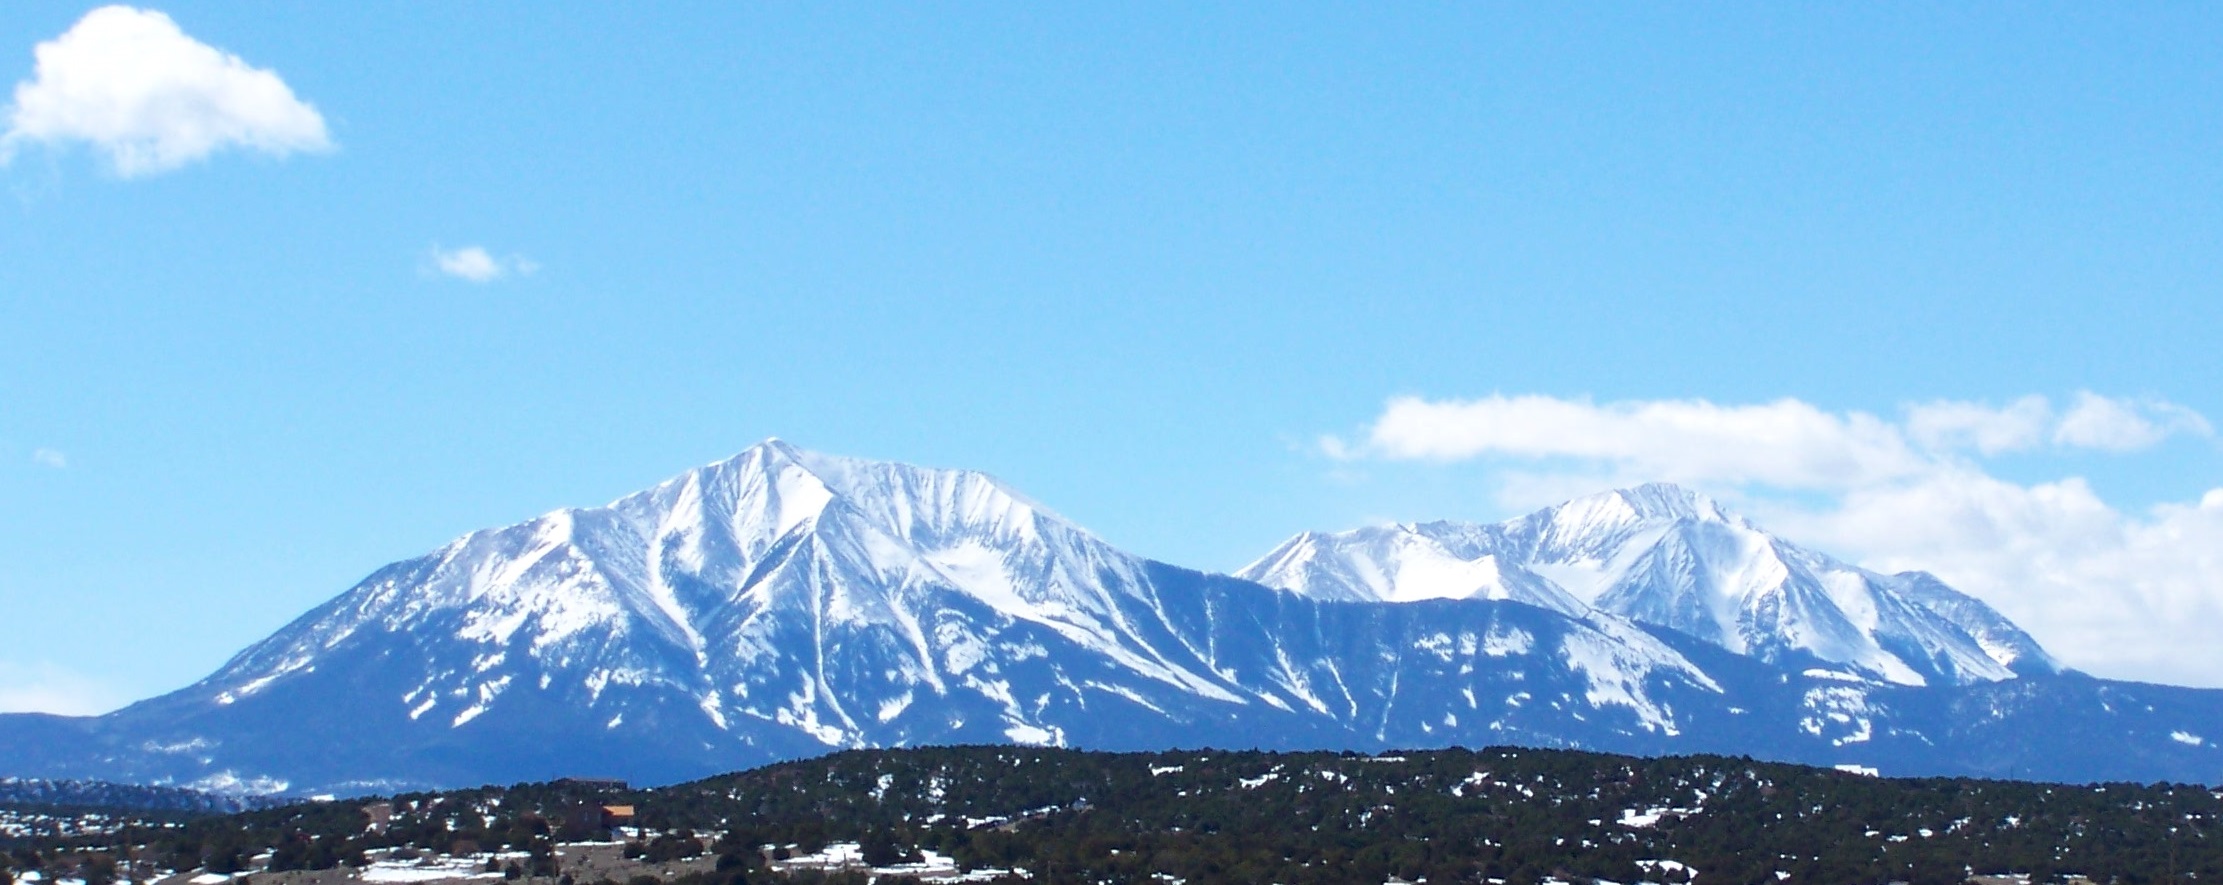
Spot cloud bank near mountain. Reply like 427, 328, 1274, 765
1326, 392, 2223, 688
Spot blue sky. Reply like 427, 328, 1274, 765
3, 3, 2221, 711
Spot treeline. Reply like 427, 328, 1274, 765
5, 746, 2220, 884
657, 746, 2223, 884
0, 779, 277, 815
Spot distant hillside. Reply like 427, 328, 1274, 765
0, 778, 279, 814
5, 746, 2218, 884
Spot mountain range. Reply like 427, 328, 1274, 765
1, 440, 2217, 795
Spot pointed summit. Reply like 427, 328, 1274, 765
1612, 482, 1732, 522
1537, 483, 1743, 540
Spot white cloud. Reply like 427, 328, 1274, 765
430, 245, 536, 283
0, 660, 125, 715
1346, 392, 2211, 472
1351, 394, 1926, 490
1904, 395, 2052, 455
2052, 391, 2213, 452
30, 447, 66, 468
1331, 392, 2223, 687
1766, 472, 2223, 687
0, 6, 330, 177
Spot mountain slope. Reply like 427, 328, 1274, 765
0, 443, 1731, 791
1240, 483, 2056, 688
0, 444, 2212, 794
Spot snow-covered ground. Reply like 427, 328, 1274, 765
356, 856, 507, 883
768, 842, 1028, 882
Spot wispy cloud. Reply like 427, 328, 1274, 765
1337, 394, 1928, 489
30, 447, 66, 468
429, 244, 537, 283
2051, 391, 2212, 452
1325, 392, 2223, 687
1904, 395, 2053, 455
0, 660, 125, 716
0, 6, 331, 177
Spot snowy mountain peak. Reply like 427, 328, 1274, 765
650, 439, 1076, 553
13, 446, 2208, 797
1617, 482, 1729, 519
1539, 483, 1741, 538
1248, 484, 2054, 688
1236, 522, 1587, 615
190, 441, 1247, 759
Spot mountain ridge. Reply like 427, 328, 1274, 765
1239, 483, 2057, 687
0, 440, 2212, 795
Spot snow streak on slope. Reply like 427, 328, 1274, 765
12, 443, 2185, 797
62, 442, 1754, 792
1241, 484, 2056, 687
200, 440, 1283, 755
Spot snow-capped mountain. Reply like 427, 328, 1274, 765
216, 439, 1254, 750
1236, 525, 1584, 614
1240, 483, 2057, 688
0, 445, 2212, 794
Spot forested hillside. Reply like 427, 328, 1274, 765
0, 779, 276, 815
6, 746, 2218, 885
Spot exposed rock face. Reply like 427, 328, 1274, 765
0, 443, 2211, 795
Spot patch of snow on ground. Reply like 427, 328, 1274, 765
780, 842, 864, 867
2172, 731, 2205, 747
1636, 859, 1693, 878
771, 843, 1027, 882
1619, 807, 1667, 828
1618, 797, 1705, 829
359, 856, 505, 883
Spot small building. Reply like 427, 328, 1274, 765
557, 803, 637, 842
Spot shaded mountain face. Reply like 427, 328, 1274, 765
0, 443, 2213, 795
1239, 483, 2058, 688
